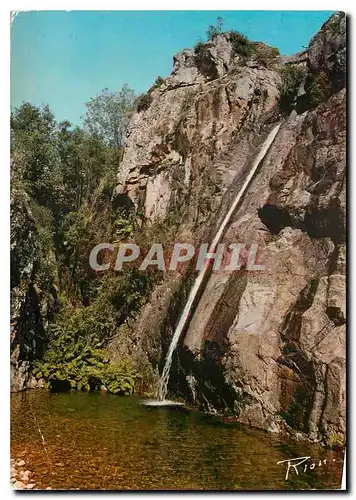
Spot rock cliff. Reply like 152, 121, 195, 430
113, 12, 346, 444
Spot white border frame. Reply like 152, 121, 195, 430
3, 1, 352, 496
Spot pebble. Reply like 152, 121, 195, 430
13, 480, 26, 489
19, 470, 31, 482
46, 487, 52, 490
11, 458, 38, 490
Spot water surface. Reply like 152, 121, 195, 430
11, 391, 344, 490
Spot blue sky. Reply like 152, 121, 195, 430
11, 10, 334, 125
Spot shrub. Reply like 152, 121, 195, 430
33, 323, 140, 394
136, 76, 165, 113
305, 71, 332, 108
101, 360, 140, 394
326, 432, 345, 448
229, 31, 254, 61
194, 41, 205, 54
153, 76, 165, 88
279, 65, 306, 114
253, 43, 280, 68
32, 323, 106, 391
113, 215, 135, 240
270, 47, 280, 58
136, 92, 153, 113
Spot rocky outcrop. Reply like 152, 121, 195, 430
114, 13, 346, 444
116, 32, 281, 230
308, 11, 346, 93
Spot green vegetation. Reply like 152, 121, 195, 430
136, 92, 153, 113
102, 360, 140, 394
279, 64, 332, 114
194, 41, 205, 53
278, 65, 306, 114
11, 85, 170, 395
83, 84, 136, 148
326, 432, 346, 448
252, 43, 280, 68
136, 76, 165, 113
206, 16, 224, 40
305, 70, 332, 108
229, 31, 254, 60
32, 323, 140, 394
153, 76, 165, 88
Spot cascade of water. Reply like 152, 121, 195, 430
158, 123, 282, 401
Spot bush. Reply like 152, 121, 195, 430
229, 31, 254, 61
305, 71, 332, 108
153, 76, 165, 88
136, 76, 165, 113
253, 43, 280, 68
194, 41, 205, 54
113, 214, 136, 240
326, 432, 345, 448
136, 92, 153, 113
32, 323, 106, 391
279, 65, 306, 113
33, 323, 140, 394
101, 360, 140, 394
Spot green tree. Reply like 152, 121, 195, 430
57, 124, 112, 212
82, 84, 136, 149
11, 103, 63, 210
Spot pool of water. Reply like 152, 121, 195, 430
11, 391, 344, 490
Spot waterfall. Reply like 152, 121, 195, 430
158, 123, 282, 401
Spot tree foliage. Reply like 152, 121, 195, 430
206, 16, 224, 40
11, 103, 116, 216
82, 84, 136, 148
11, 97, 178, 399
11, 99, 157, 395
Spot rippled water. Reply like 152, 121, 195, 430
11, 391, 344, 490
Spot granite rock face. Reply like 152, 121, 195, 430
307, 11, 346, 92
112, 13, 346, 444
116, 33, 281, 228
